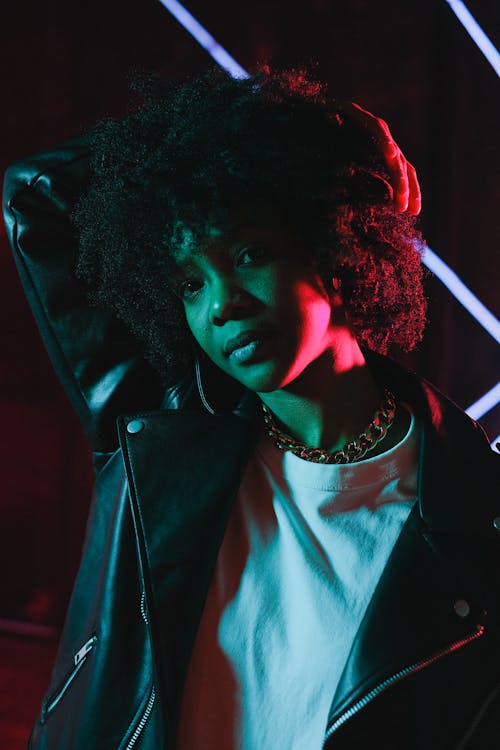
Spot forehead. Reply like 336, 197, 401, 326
170, 222, 224, 265
170, 202, 297, 266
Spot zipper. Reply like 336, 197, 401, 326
125, 687, 156, 749
41, 635, 98, 722
74, 636, 98, 665
322, 624, 485, 746
123, 589, 155, 748
141, 589, 148, 625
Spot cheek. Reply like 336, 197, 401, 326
291, 281, 333, 341
184, 307, 225, 365
270, 280, 333, 385
184, 308, 207, 350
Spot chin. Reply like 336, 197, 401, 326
229, 363, 290, 394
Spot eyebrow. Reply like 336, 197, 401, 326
171, 224, 249, 265
170, 217, 276, 273
171, 253, 198, 268
169, 258, 199, 280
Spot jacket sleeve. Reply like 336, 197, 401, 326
2, 138, 165, 452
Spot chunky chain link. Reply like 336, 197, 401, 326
261, 389, 396, 464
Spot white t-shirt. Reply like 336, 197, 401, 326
176, 407, 419, 750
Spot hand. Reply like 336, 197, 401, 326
339, 101, 421, 215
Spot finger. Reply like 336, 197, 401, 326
406, 161, 422, 216
347, 103, 398, 157
341, 101, 414, 213
384, 148, 409, 212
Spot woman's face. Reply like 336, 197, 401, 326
172, 209, 337, 394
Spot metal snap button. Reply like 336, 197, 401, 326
453, 599, 470, 618
127, 419, 144, 434
493, 517, 500, 531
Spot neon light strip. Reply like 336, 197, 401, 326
466, 380, 500, 420
445, 0, 500, 77
157, 0, 249, 78
422, 245, 500, 344
491, 434, 500, 453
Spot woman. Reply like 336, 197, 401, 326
3, 67, 499, 749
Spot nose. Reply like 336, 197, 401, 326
209, 277, 253, 325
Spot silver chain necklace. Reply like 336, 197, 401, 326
261, 388, 397, 464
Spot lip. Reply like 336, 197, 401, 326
223, 328, 271, 357
229, 339, 270, 364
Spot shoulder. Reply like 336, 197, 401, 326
364, 349, 498, 521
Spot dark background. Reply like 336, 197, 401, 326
1, 0, 499, 634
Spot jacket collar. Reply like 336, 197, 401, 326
359, 350, 498, 536
163, 349, 497, 535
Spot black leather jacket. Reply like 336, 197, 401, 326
3, 143, 500, 750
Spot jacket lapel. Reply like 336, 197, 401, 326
325, 499, 488, 729
118, 407, 260, 747
326, 356, 499, 733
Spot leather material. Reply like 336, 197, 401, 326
2, 139, 166, 452
29, 450, 157, 749
3, 142, 500, 749
119, 408, 260, 747
325, 504, 500, 747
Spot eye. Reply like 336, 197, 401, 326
236, 244, 269, 266
177, 277, 204, 300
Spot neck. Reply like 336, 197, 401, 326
257, 329, 406, 456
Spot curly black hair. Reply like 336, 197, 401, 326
73, 66, 427, 386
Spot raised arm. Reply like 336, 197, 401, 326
2, 139, 165, 452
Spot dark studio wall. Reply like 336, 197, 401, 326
1, 0, 499, 630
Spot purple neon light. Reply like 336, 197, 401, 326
421, 245, 500, 345
157, 0, 249, 79
466, 380, 500, 420
445, 0, 500, 77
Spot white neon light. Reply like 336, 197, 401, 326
421, 245, 500, 344
466, 380, 500, 420
491, 434, 500, 453
445, 0, 500, 77
157, 0, 249, 79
